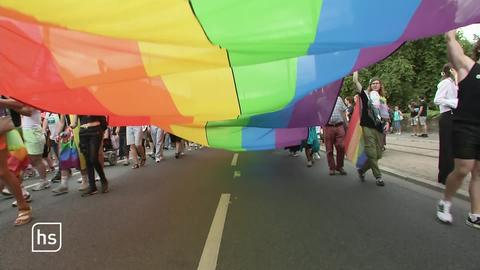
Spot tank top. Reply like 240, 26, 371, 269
454, 63, 480, 124
21, 109, 41, 128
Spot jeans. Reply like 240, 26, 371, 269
150, 126, 165, 159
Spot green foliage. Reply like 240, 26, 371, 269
428, 109, 441, 119
341, 33, 474, 111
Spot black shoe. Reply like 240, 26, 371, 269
175, 153, 180, 159
357, 169, 365, 182
337, 168, 347, 175
51, 172, 61, 183
81, 188, 98, 197
466, 215, 480, 230
376, 178, 385, 187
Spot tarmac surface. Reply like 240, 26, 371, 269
380, 133, 469, 199
0, 144, 478, 270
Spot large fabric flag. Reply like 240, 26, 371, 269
1, 1, 479, 151
344, 96, 367, 169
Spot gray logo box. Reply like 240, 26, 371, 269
31, 222, 62, 253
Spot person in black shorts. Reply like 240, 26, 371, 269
436, 30, 480, 230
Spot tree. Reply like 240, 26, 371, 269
340, 33, 474, 111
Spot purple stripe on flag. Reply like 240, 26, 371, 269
275, 127, 308, 149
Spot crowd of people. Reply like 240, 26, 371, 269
0, 30, 479, 231
0, 104, 198, 226
285, 30, 480, 230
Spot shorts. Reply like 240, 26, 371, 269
453, 121, 480, 160
170, 134, 182, 143
126, 126, 143, 146
410, 117, 418, 126
22, 127, 46, 155
418, 116, 427, 126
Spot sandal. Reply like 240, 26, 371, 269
14, 207, 33, 226
131, 164, 139, 169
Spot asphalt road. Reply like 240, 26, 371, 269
0, 149, 478, 270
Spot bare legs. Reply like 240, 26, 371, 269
443, 159, 475, 202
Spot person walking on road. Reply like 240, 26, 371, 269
344, 96, 354, 122
434, 64, 458, 185
324, 96, 347, 175
126, 126, 146, 168
392, 106, 403, 135
408, 101, 419, 136
0, 98, 33, 226
436, 30, 480, 229
150, 125, 165, 163
417, 96, 429, 137
352, 71, 390, 186
304, 127, 318, 168
75, 115, 109, 196
23, 109, 49, 191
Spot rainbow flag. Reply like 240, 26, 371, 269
1, 1, 479, 151
6, 129, 29, 176
344, 96, 367, 169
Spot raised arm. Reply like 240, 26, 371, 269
352, 71, 363, 93
42, 115, 48, 132
69, 115, 78, 129
445, 30, 475, 81
57, 114, 66, 132
0, 98, 33, 116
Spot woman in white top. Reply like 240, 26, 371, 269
434, 64, 458, 185
22, 109, 49, 191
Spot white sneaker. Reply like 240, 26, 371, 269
12, 192, 32, 207
314, 153, 321, 160
466, 213, 480, 230
307, 161, 313, 167
32, 181, 51, 191
155, 158, 161, 163
2, 187, 12, 196
437, 200, 453, 223
52, 185, 68, 195
78, 181, 89, 191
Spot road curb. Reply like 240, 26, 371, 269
319, 147, 469, 202
379, 166, 470, 202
